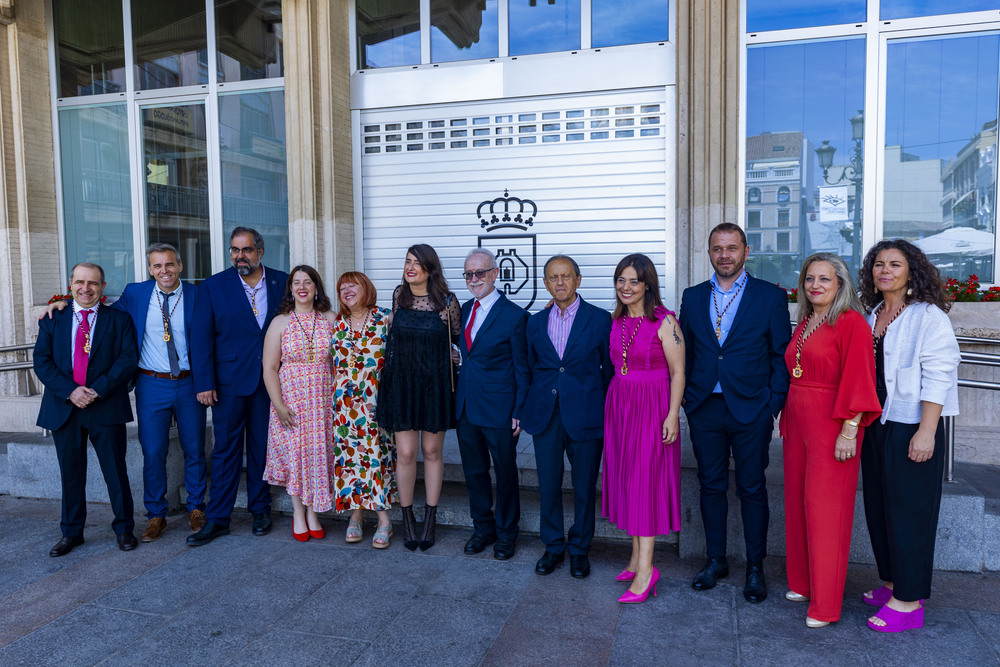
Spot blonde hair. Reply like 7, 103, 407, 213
796, 253, 863, 325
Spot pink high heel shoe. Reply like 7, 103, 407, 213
862, 585, 893, 607
616, 569, 636, 582
868, 601, 924, 633
618, 567, 660, 603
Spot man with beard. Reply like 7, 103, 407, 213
188, 227, 288, 546
679, 222, 791, 603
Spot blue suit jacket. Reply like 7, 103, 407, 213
455, 292, 530, 429
191, 266, 288, 396
679, 275, 791, 424
34, 306, 138, 431
520, 298, 613, 441
110, 279, 198, 365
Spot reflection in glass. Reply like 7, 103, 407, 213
219, 91, 289, 274
744, 38, 865, 289
59, 104, 133, 296
432, 0, 499, 63
509, 0, 580, 56
357, 0, 420, 69
216, 0, 283, 81
54, 0, 127, 97
592, 0, 669, 48
884, 33, 998, 282
747, 0, 866, 33
142, 104, 211, 282
881, 0, 1000, 20
132, 0, 209, 89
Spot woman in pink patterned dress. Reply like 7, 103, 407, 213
263, 265, 338, 541
331, 272, 396, 549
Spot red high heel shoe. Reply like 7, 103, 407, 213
309, 527, 325, 540
293, 529, 310, 542
618, 566, 660, 603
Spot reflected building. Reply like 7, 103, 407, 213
941, 120, 997, 233
883, 145, 943, 238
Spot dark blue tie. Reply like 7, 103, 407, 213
161, 291, 181, 377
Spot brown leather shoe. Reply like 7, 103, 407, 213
189, 509, 206, 533
141, 517, 167, 542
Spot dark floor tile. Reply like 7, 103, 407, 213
226, 629, 368, 666
969, 610, 1000, 657
855, 606, 998, 666
418, 556, 534, 605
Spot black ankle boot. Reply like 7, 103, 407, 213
401, 505, 418, 551
419, 504, 437, 551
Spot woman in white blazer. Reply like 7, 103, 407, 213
856, 239, 960, 634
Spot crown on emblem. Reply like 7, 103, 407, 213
477, 189, 537, 231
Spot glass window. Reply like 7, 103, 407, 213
592, 0, 669, 48
59, 104, 133, 296
884, 32, 998, 282
509, 0, 581, 57
216, 0, 283, 82
747, 210, 762, 228
746, 0, 867, 33
881, 0, 1000, 20
218, 90, 290, 274
778, 209, 790, 226
745, 37, 865, 288
54, 0, 127, 97
132, 0, 209, 89
747, 187, 762, 204
749, 232, 762, 252
357, 0, 420, 69
777, 231, 791, 252
777, 186, 790, 202
432, 0, 499, 63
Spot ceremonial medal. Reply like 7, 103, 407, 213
155, 290, 182, 345
620, 316, 642, 376
163, 333, 171, 342
83, 341, 91, 354
293, 311, 319, 363
792, 311, 829, 380
711, 275, 746, 342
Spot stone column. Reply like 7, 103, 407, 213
675, 0, 740, 299
283, 0, 355, 283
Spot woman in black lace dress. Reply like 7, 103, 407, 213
377, 244, 461, 551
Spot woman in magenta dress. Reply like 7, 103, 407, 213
603, 253, 686, 604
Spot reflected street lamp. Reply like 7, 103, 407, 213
816, 110, 865, 265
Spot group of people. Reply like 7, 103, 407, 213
33, 222, 960, 635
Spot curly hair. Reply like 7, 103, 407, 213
858, 239, 951, 313
278, 265, 332, 315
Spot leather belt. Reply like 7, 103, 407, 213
138, 368, 191, 380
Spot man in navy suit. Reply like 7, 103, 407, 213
455, 248, 530, 561
188, 227, 288, 546
521, 255, 612, 579
34, 263, 139, 556
679, 222, 791, 603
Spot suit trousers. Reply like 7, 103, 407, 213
532, 401, 602, 555
206, 382, 272, 526
53, 408, 134, 537
861, 417, 945, 602
457, 416, 521, 541
687, 393, 773, 563
135, 374, 207, 518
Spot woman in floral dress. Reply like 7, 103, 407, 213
332, 271, 396, 548
263, 265, 338, 541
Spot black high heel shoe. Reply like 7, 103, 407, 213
401, 505, 418, 551
419, 504, 437, 551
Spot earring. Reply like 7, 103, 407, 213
907, 287, 914, 296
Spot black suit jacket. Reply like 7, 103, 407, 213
679, 275, 791, 424
34, 306, 138, 431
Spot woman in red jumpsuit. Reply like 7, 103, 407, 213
780, 252, 882, 628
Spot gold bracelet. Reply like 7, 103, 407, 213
840, 432, 857, 440
845, 419, 860, 427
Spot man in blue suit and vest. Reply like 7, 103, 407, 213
34, 263, 139, 556
521, 255, 612, 579
679, 222, 791, 603
455, 247, 530, 561
188, 227, 288, 546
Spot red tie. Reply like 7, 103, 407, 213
73, 309, 93, 387
464, 300, 480, 350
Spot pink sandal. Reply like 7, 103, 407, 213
868, 602, 924, 633
862, 585, 893, 607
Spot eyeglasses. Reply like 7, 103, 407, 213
230, 246, 257, 255
462, 269, 494, 281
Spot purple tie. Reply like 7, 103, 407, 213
73, 309, 92, 387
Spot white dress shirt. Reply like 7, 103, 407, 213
466, 288, 501, 344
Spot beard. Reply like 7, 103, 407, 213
712, 257, 746, 279
235, 259, 259, 276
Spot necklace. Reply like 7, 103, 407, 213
346, 309, 370, 365
872, 302, 907, 358
74, 305, 99, 354
711, 274, 747, 340
791, 311, 829, 379
292, 311, 318, 362
243, 280, 262, 317
620, 315, 643, 376
155, 289, 183, 342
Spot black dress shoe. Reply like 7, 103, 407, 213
464, 532, 497, 555
117, 532, 138, 552
252, 512, 272, 536
49, 535, 84, 558
692, 557, 730, 590
494, 538, 516, 561
186, 521, 230, 547
535, 550, 565, 575
744, 564, 767, 603
570, 554, 591, 579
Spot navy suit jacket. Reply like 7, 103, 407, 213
520, 298, 613, 441
455, 292, 530, 429
191, 266, 288, 396
679, 274, 791, 424
110, 279, 198, 366
34, 306, 138, 431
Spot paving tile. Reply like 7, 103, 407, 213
969, 610, 1000, 657
0, 516, 78, 598
226, 629, 368, 666
853, 606, 999, 666
418, 556, 534, 605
